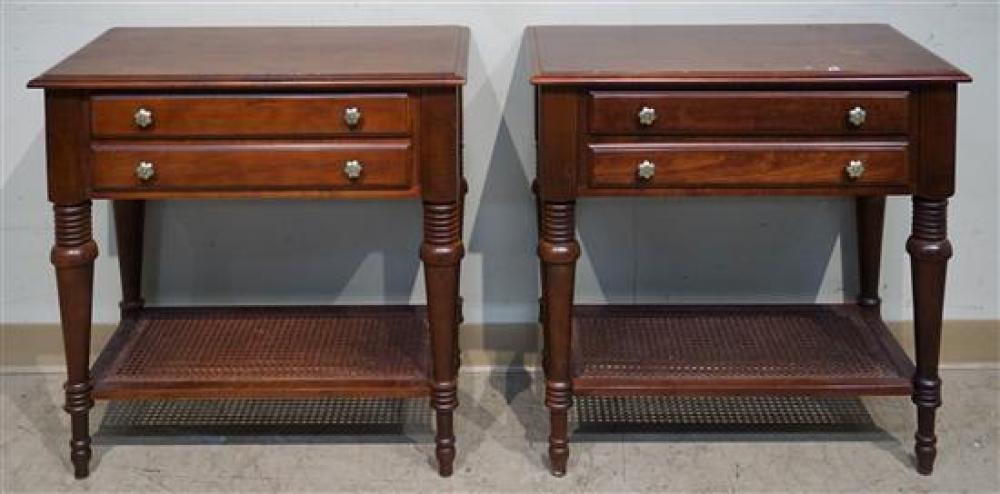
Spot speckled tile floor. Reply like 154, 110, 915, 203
2, 369, 997, 493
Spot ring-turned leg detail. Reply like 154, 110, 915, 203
51, 202, 98, 479
453, 179, 468, 375
532, 181, 551, 374
421, 201, 463, 477
538, 201, 580, 477
906, 197, 951, 475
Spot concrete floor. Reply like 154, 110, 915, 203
1, 369, 997, 493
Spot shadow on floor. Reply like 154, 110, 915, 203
93, 397, 434, 446
92, 380, 898, 448
571, 395, 894, 443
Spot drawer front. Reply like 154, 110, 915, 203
587, 141, 909, 189
91, 140, 412, 192
91, 94, 410, 138
588, 91, 910, 135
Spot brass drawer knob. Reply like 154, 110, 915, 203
847, 106, 867, 128
134, 108, 154, 129
343, 107, 362, 128
637, 106, 658, 126
135, 161, 155, 181
845, 159, 865, 180
637, 159, 656, 180
343, 159, 363, 180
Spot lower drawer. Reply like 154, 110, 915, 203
91, 140, 413, 194
586, 141, 909, 189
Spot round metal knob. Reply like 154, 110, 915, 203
135, 161, 155, 182
845, 159, 865, 180
637, 160, 656, 181
637, 106, 658, 127
343, 159, 363, 180
847, 106, 867, 128
134, 108, 154, 129
343, 107, 362, 128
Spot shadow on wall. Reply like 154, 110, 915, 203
141, 199, 422, 306
2, 133, 58, 318
468, 32, 540, 324
577, 196, 862, 304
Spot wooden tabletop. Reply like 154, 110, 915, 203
528, 24, 970, 85
29, 26, 469, 89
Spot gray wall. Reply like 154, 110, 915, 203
3, 1, 998, 326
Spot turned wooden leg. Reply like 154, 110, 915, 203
856, 196, 886, 307
538, 200, 579, 477
532, 181, 550, 374
452, 180, 468, 375
422, 201, 463, 477
112, 200, 145, 318
52, 202, 98, 479
906, 197, 951, 475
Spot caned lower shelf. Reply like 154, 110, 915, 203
572, 304, 914, 396
91, 305, 430, 399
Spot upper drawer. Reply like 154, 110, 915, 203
588, 91, 910, 136
91, 93, 411, 138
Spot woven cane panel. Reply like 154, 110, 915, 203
101, 306, 428, 384
573, 395, 877, 434
573, 305, 902, 380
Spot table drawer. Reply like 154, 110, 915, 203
91, 94, 410, 138
587, 141, 909, 188
91, 140, 412, 192
588, 91, 910, 136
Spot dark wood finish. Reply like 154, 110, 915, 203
51, 202, 98, 479
907, 197, 950, 475
856, 196, 886, 307
536, 86, 583, 477
92, 93, 411, 138
588, 91, 910, 135
538, 200, 579, 477
572, 305, 913, 395
112, 200, 145, 317
89, 306, 430, 399
904, 84, 959, 475
32, 26, 468, 478
528, 25, 970, 85
418, 87, 464, 477
529, 24, 969, 476
586, 141, 909, 189
29, 26, 469, 89
91, 140, 414, 194
915, 87, 958, 197
44, 91, 91, 204
536, 87, 579, 202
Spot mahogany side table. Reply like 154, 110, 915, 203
528, 24, 970, 476
29, 26, 469, 478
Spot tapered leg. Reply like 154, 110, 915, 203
856, 196, 886, 307
532, 180, 550, 373
538, 200, 579, 477
452, 180, 468, 374
51, 202, 98, 479
422, 201, 463, 477
112, 200, 145, 318
906, 197, 951, 475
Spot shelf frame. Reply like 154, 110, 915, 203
90, 305, 432, 400
570, 304, 914, 397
